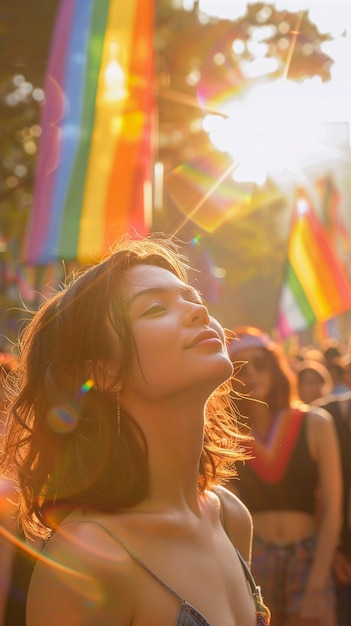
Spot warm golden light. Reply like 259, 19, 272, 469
206, 79, 335, 186
103, 42, 128, 102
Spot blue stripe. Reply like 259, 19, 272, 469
40, 0, 95, 263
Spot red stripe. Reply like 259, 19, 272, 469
247, 408, 305, 482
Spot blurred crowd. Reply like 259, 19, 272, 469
226, 329, 351, 626
292, 337, 351, 626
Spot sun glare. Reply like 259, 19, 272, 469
189, 1, 351, 184
205, 79, 343, 185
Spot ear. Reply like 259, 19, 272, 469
83, 360, 123, 392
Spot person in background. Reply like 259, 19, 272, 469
294, 340, 351, 625
314, 388, 351, 626
295, 359, 333, 405
0, 352, 37, 626
339, 353, 351, 390
227, 326, 341, 626
0, 236, 270, 626
322, 341, 350, 395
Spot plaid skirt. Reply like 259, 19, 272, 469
251, 534, 335, 618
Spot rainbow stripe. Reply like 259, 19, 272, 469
24, 0, 154, 265
277, 190, 351, 337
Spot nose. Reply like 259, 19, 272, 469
183, 300, 210, 326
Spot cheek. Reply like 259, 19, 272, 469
131, 326, 176, 376
135, 327, 171, 357
261, 371, 273, 389
253, 372, 272, 397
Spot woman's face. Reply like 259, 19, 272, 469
119, 264, 233, 403
233, 348, 273, 402
298, 369, 325, 404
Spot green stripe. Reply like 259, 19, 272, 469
286, 263, 316, 325
58, 0, 110, 259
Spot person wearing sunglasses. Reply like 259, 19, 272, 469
227, 326, 341, 626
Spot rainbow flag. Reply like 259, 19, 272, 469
277, 189, 351, 338
24, 0, 154, 265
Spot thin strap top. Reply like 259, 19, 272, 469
57, 519, 270, 625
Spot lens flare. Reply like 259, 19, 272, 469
79, 378, 94, 396
47, 406, 78, 434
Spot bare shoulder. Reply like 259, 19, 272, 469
305, 405, 339, 460
306, 405, 335, 433
27, 518, 135, 626
212, 485, 253, 562
212, 484, 252, 525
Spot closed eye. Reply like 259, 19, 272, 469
142, 303, 167, 316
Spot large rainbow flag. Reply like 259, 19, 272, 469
24, 0, 154, 265
277, 189, 351, 338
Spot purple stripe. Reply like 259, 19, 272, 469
39, 0, 95, 263
24, 0, 77, 263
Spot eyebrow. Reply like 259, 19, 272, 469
127, 284, 202, 308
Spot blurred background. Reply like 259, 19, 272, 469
1, 0, 351, 350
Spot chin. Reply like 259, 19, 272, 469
210, 356, 233, 387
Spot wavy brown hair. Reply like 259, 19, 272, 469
1, 236, 248, 539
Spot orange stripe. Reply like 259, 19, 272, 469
291, 218, 332, 318
290, 204, 351, 320
103, 0, 153, 243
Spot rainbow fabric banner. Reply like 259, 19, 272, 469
277, 189, 351, 338
24, 0, 154, 265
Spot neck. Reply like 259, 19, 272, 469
121, 392, 206, 510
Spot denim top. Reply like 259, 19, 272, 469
60, 519, 270, 625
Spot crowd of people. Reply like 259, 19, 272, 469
0, 235, 350, 625
294, 339, 351, 626
227, 328, 351, 626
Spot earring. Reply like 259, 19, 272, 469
117, 391, 121, 437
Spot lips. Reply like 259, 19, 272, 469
187, 330, 222, 348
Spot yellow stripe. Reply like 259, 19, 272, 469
290, 218, 335, 320
77, 0, 138, 263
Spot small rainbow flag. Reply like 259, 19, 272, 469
24, 0, 154, 265
277, 189, 351, 338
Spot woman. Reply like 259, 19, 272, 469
228, 326, 341, 626
0, 237, 270, 626
296, 359, 333, 405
